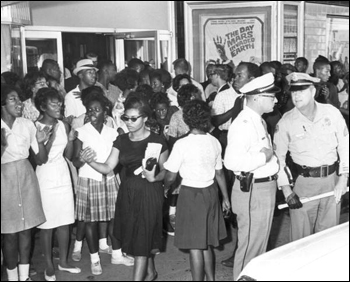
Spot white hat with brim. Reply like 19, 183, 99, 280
73, 59, 98, 76
286, 72, 321, 91
240, 73, 280, 95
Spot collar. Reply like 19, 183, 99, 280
294, 102, 323, 123
244, 106, 263, 121
1, 117, 17, 130
217, 83, 230, 93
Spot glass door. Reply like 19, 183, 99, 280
278, 1, 304, 63
22, 29, 63, 85
115, 30, 172, 72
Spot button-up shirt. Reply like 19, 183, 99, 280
211, 84, 240, 131
95, 81, 122, 106
224, 107, 279, 178
1, 118, 39, 164
64, 85, 86, 118
274, 102, 349, 187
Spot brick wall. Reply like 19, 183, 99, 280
304, 2, 349, 72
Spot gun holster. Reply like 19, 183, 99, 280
237, 172, 254, 193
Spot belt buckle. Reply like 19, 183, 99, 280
320, 165, 328, 178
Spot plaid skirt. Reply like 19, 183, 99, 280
75, 175, 119, 222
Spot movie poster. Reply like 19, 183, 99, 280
204, 16, 265, 67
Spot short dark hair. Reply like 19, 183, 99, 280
128, 58, 144, 70
295, 57, 309, 67
183, 100, 211, 133
81, 86, 113, 116
34, 87, 63, 115
177, 84, 200, 107
97, 60, 114, 72
313, 60, 330, 72
1, 84, 24, 106
214, 64, 234, 82
237, 62, 261, 78
149, 92, 170, 110
270, 61, 282, 70
149, 69, 172, 90
124, 95, 152, 118
173, 74, 192, 92
1, 71, 22, 87
41, 59, 57, 72
113, 69, 139, 91
23, 71, 46, 99
173, 58, 190, 73
135, 84, 154, 103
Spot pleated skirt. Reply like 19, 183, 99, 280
75, 175, 119, 222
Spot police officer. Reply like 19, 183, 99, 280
274, 72, 349, 242
224, 73, 280, 280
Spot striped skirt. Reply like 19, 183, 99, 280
75, 175, 119, 222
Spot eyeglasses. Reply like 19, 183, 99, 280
209, 72, 216, 77
120, 115, 144, 122
35, 80, 48, 86
48, 101, 63, 108
259, 94, 276, 99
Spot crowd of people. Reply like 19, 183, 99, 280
1, 52, 349, 281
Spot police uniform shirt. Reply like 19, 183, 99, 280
224, 107, 279, 178
211, 83, 240, 131
274, 102, 349, 187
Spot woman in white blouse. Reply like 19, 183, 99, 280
164, 100, 230, 281
1, 84, 50, 281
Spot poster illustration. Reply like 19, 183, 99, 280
204, 16, 264, 67
326, 17, 349, 72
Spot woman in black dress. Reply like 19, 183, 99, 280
80, 96, 168, 281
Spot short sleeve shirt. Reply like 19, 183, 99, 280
164, 133, 222, 188
114, 131, 168, 176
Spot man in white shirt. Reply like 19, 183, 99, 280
274, 72, 349, 242
167, 58, 205, 106
220, 61, 262, 268
210, 64, 240, 154
64, 59, 98, 118
224, 73, 280, 280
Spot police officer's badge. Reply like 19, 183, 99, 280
324, 117, 331, 126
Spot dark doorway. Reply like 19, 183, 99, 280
62, 32, 114, 72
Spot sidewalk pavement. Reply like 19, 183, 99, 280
1, 206, 348, 281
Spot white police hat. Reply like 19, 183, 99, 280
286, 72, 320, 91
240, 73, 280, 95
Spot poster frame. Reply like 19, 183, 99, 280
184, 1, 278, 81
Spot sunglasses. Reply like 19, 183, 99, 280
120, 115, 144, 122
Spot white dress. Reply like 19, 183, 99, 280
36, 120, 75, 229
